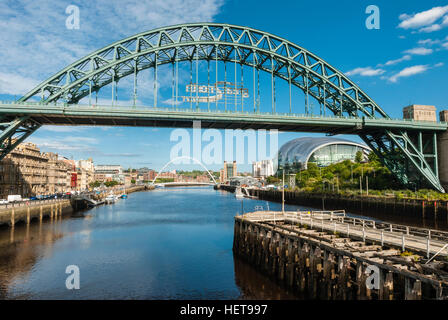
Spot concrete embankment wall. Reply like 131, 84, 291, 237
125, 185, 148, 194
0, 199, 72, 227
94, 185, 149, 200
0, 186, 149, 228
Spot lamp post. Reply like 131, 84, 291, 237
278, 164, 287, 214
359, 175, 362, 196
366, 175, 369, 196
351, 164, 353, 184
322, 180, 326, 210
282, 169, 285, 213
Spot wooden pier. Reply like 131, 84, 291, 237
0, 199, 72, 227
233, 210, 448, 299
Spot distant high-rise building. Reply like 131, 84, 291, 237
252, 160, 274, 178
220, 161, 237, 183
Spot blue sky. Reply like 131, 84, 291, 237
0, 0, 447, 172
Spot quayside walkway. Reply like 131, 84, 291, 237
0, 199, 71, 227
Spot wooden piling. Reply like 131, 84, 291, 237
233, 214, 448, 300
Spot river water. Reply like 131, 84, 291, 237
0, 186, 309, 300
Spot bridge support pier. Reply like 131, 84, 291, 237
437, 128, 448, 191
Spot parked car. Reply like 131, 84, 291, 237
7, 195, 22, 202
30, 197, 38, 201
0, 199, 8, 204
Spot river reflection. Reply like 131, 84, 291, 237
0, 187, 308, 300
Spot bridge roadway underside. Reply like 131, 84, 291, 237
0, 104, 446, 134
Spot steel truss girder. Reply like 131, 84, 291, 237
360, 130, 444, 192
0, 116, 41, 160
19, 23, 387, 120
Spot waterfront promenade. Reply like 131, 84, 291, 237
0, 185, 149, 228
0, 198, 71, 227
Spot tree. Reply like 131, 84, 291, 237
355, 151, 363, 163
131, 179, 136, 184
307, 163, 319, 177
89, 181, 101, 188
266, 176, 280, 184
368, 151, 379, 162
104, 180, 119, 187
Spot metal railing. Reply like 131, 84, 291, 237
1, 100, 446, 126
240, 209, 448, 258
0, 198, 67, 210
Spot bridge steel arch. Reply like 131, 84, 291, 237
151, 156, 218, 185
0, 23, 443, 191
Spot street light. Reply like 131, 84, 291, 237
351, 164, 353, 184
278, 164, 287, 214
282, 169, 285, 213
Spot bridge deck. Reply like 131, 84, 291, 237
1, 102, 446, 133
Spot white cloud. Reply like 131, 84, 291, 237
32, 140, 84, 151
404, 47, 433, 55
419, 24, 442, 33
29, 136, 96, 152
434, 62, 444, 67
383, 55, 412, 66
27, 133, 100, 157
418, 38, 441, 45
399, 13, 411, 21
40, 126, 88, 133
101, 153, 142, 158
389, 65, 429, 83
66, 136, 99, 144
398, 6, 448, 30
0, 71, 40, 95
0, 0, 224, 96
162, 98, 183, 106
345, 67, 385, 77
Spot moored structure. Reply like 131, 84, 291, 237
234, 210, 448, 299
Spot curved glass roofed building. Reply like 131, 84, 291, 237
273, 137, 371, 173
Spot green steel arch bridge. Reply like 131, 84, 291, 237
0, 23, 446, 192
